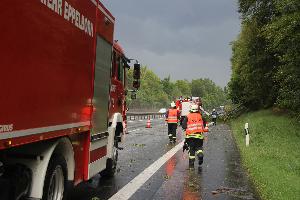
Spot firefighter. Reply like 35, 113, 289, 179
211, 108, 218, 126
182, 104, 208, 169
166, 102, 180, 143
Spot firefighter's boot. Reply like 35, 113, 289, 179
172, 136, 176, 143
197, 151, 204, 165
171, 131, 176, 143
168, 134, 172, 142
189, 159, 195, 169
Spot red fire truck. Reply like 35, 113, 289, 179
0, 1, 140, 199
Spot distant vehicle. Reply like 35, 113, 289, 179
176, 97, 202, 125
158, 108, 167, 114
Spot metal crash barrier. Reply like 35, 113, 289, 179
127, 112, 165, 121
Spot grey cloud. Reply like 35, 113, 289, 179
126, 49, 231, 87
100, 0, 240, 87
115, 15, 239, 56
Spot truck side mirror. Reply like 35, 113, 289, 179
133, 63, 141, 89
133, 63, 140, 79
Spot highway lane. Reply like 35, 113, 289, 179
68, 119, 258, 200
68, 118, 171, 200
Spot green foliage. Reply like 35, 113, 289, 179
126, 67, 228, 111
127, 66, 169, 110
175, 80, 191, 97
229, 21, 277, 109
229, 0, 300, 115
191, 78, 228, 110
230, 110, 300, 200
262, 1, 300, 113
161, 75, 181, 100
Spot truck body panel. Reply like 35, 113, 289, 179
0, 0, 114, 149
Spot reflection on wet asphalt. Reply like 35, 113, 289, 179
68, 120, 258, 200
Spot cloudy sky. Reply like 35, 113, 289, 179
100, 0, 241, 87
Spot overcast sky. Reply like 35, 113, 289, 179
100, 0, 241, 87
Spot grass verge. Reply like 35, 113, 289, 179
230, 109, 300, 200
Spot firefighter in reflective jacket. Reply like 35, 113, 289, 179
166, 102, 180, 142
182, 104, 208, 168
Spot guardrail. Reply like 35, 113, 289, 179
127, 112, 165, 120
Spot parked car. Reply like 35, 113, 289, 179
158, 108, 167, 114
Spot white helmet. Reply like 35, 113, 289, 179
213, 109, 216, 111
190, 104, 199, 112
170, 102, 176, 108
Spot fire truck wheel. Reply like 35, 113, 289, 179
100, 147, 118, 178
42, 154, 67, 200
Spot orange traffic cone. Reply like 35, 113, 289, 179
146, 119, 152, 128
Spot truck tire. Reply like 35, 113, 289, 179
42, 154, 67, 200
100, 146, 118, 178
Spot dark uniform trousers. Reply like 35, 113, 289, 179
186, 137, 204, 166
168, 123, 177, 142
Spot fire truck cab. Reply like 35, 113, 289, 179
110, 41, 140, 136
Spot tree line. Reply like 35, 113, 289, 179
126, 66, 228, 111
229, 0, 300, 115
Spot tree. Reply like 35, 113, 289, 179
262, 0, 300, 113
175, 80, 191, 97
229, 0, 300, 115
127, 68, 228, 111
161, 75, 181, 101
127, 66, 169, 110
191, 78, 228, 110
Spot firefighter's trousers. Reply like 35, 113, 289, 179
212, 118, 217, 126
168, 123, 177, 142
186, 137, 204, 167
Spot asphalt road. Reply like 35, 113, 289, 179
68, 118, 259, 200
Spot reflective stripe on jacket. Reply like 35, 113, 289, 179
167, 109, 178, 123
186, 133, 204, 139
186, 112, 205, 136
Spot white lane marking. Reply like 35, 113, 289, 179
109, 141, 184, 200
128, 121, 134, 123
138, 120, 143, 122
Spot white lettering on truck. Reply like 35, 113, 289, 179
40, 0, 93, 37
0, 124, 14, 133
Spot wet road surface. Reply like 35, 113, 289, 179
68, 119, 258, 200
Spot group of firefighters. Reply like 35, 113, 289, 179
165, 99, 218, 169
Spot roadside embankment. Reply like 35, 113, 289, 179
230, 110, 300, 200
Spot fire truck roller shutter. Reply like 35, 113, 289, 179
92, 36, 112, 136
